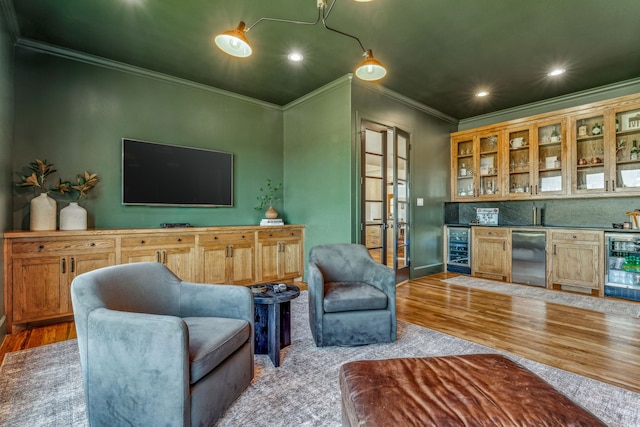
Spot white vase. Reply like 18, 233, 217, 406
30, 193, 57, 231
59, 202, 88, 230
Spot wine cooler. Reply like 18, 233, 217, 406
446, 226, 471, 274
605, 232, 640, 302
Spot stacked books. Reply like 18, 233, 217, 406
260, 218, 284, 226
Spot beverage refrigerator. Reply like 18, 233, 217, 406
446, 226, 471, 274
605, 232, 640, 302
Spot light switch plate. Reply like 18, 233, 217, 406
416, 198, 424, 206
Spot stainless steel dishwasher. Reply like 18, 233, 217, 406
511, 230, 546, 287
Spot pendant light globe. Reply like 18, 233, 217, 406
355, 49, 387, 81
215, 22, 252, 57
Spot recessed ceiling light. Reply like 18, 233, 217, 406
288, 52, 304, 62
476, 91, 489, 97
547, 68, 566, 77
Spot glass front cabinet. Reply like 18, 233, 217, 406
451, 131, 502, 201
571, 111, 608, 194
612, 104, 640, 193
534, 119, 566, 197
450, 95, 640, 201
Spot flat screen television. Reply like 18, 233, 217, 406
122, 138, 233, 207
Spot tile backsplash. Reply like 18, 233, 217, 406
445, 197, 640, 228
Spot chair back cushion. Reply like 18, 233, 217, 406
309, 244, 373, 283
323, 282, 388, 313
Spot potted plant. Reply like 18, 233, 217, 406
60, 171, 100, 230
254, 178, 283, 219
17, 159, 69, 230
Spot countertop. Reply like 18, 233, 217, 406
444, 223, 640, 233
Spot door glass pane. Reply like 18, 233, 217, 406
575, 115, 605, 191
615, 108, 640, 189
506, 130, 530, 194
480, 134, 499, 196
538, 123, 563, 193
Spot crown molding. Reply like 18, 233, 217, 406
15, 38, 283, 111
0, 0, 21, 42
352, 77, 458, 125
459, 77, 640, 130
282, 74, 353, 111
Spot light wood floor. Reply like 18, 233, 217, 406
398, 273, 640, 394
2, 273, 639, 395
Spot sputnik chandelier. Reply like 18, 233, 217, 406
214, 0, 387, 81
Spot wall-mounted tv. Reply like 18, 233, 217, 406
122, 138, 233, 207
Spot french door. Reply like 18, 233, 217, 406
360, 120, 410, 283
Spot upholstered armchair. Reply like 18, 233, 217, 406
71, 262, 254, 427
308, 243, 396, 347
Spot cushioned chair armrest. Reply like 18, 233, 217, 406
362, 258, 396, 293
86, 308, 190, 425
179, 282, 254, 325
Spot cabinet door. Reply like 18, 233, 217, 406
257, 238, 280, 283
612, 104, 640, 193
12, 256, 63, 322
477, 131, 501, 199
472, 229, 510, 281
533, 120, 566, 196
200, 243, 230, 283
452, 136, 476, 200
63, 252, 116, 314
572, 111, 610, 194
163, 247, 195, 282
505, 126, 533, 198
551, 242, 600, 290
229, 242, 255, 284
281, 239, 303, 279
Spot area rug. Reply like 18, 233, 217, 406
444, 275, 640, 318
1, 292, 639, 427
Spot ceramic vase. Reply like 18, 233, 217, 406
59, 202, 88, 230
265, 206, 279, 219
30, 193, 57, 231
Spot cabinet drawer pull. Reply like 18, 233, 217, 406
177, 238, 182, 242
573, 235, 577, 239
214, 236, 218, 239
90, 242, 95, 247
39, 245, 45, 250
140, 240, 146, 244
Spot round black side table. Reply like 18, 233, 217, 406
249, 283, 300, 367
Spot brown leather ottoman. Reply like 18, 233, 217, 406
339, 354, 605, 426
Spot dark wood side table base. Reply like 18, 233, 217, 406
250, 284, 300, 367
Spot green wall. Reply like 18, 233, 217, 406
283, 78, 353, 263
12, 47, 284, 230
0, 4, 16, 337
351, 83, 457, 277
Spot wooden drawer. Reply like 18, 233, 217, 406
258, 229, 302, 240
199, 232, 254, 244
551, 231, 601, 242
121, 234, 195, 247
12, 238, 115, 254
473, 227, 509, 238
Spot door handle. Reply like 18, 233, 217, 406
162, 251, 167, 264
612, 180, 616, 191
553, 244, 557, 255
71, 257, 75, 273
156, 251, 161, 263
61, 258, 66, 274
605, 180, 609, 191
503, 241, 506, 251
229, 245, 233, 257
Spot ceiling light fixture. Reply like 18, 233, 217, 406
476, 91, 489, 97
547, 68, 566, 77
288, 52, 304, 62
214, 0, 387, 82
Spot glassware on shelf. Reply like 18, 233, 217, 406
578, 120, 588, 137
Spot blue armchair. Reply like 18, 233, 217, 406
71, 262, 254, 426
308, 243, 396, 347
